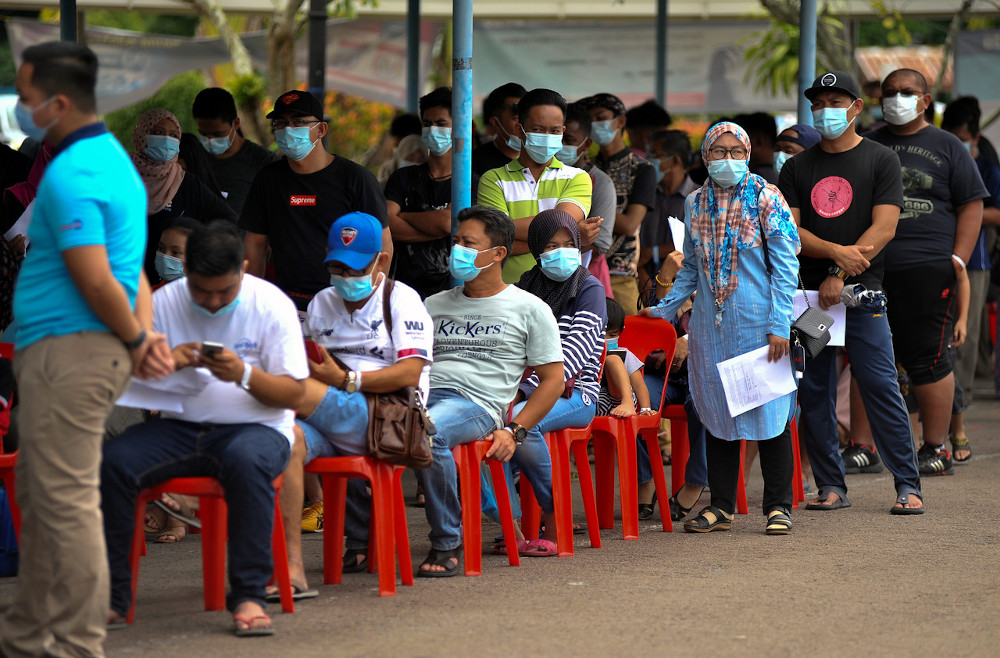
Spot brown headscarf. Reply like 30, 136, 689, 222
130, 109, 184, 215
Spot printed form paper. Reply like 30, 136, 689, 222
716, 345, 797, 417
667, 216, 685, 252
793, 291, 845, 346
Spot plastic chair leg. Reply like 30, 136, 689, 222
571, 441, 601, 549
669, 415, 689, 495
642, 430, 673, 533
736, 441, 749, 515
593, 435, 616, 529
2, 477, 20, 542
200, 498, 227, 611
270, 500, 295, 613
519, 477, 541, 542
486, 459, 521, 567
323, 477, 349, 585
457, 448, 483, 576
392, 469, 414, 586
547, 435, 573, 556
791, 419, 804, 507
616, 429, 639, 540
371, 463, 397, 597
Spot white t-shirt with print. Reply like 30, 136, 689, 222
153, 274, 309, 445
425, 284, 564, 428
304, 276, 434, 398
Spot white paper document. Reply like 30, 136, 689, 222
716, 345, 797, 417
4, 200, 33, 245
667, 216, 685, 252
116, 368, 212, 412
793, 291, 845, 346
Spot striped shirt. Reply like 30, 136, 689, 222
519, 276, 607, 403
477, 157, 592, 283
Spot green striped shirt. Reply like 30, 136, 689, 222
477, 157, 592, 283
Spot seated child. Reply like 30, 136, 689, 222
153, 217, 200, 288
598, 297, 656, 419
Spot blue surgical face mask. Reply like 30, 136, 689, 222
773, 150, 790, 173
606, 337, 619, 351
449, 244, 498, 282
812, 107, 855, 140
155, 251, 185, 282
590, 119, 618, 147
962, 140, 973, 152
651, 159, 665, 184
329, 272, 376, 302
275, 126, 317, 161
539, 247, 582, 282
523, 131, 564, 165
707, 159, 749, 188
199, 126, 234, 156
421, 126, 452, 156
189, 295, 240, 318
15, 97, 57, 142
556, 143, 582, 166
145, 135, 180, 163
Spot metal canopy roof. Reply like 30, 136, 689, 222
0, 0, 992, 19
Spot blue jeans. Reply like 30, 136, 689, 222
414, 389, 498, 550
101, 419, 290, 616
798, 295, 921, 500
298, 385, 369, 461
639, 372, 708, 489
505, 389, 596, 518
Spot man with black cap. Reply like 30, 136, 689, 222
778, 70, 924, 515
240, 90, 391, 310
866, 69, 988, 478
587, 93, 656, 314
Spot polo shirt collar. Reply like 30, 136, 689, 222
505, 157, 564, 174
55, 121, 108, 155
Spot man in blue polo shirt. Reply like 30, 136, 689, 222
1, 41, 172, 658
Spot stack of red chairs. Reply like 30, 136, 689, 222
0, 342, 19, 542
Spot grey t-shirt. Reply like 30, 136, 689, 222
587, 164, 617, 254
206, 139, 280, 215
425, 285, 564, 428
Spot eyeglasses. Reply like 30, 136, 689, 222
270, 118, 321, 131
707, 146, 747, 160
327, 256, 377, 277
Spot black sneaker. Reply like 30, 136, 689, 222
918, 444, 954, 476
841, 441, 884, 474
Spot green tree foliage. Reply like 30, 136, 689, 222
85, 11, 200, 37
103, 70, 206, 151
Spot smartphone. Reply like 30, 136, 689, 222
200, 341, 225, 358
608, 349, 627, 361
304, 339, 324, 364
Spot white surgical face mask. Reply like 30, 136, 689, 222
882, 94, 922, 126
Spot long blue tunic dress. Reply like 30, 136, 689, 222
651, 183, 800, 441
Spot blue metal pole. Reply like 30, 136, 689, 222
451, 0, 473, 224
407, 0, 421, 113
655, 0, 668, 106
60, 0, 77, 42
798, 0, 818, 125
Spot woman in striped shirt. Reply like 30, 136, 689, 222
498, 209, 607, 557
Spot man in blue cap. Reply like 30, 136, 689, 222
778, 70, 924, 515
273, 211, 433, 592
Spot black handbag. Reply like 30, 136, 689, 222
758, 212, 834, 364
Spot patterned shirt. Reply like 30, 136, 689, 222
477, 157, 592, 283
594, 148, 656, 277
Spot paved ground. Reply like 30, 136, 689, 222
2, 382, 999, 657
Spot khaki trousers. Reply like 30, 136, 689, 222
0, 332, 130, 658
610, 274, 639, 316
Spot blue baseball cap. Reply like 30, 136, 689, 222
324, 212, 383, 270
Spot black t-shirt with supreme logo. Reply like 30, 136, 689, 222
240, 155, 388, 297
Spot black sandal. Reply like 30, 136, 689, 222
416, 547, 463, 578
668, 487, 704, 522
638, 492, 657, 520
890, 492, 925, 515
342, 548, 368, 573
683, 506, 733, 533
765, 508, 792, 535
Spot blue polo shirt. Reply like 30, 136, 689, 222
14, 123, 147, 348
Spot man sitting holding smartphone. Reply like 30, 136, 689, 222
275, 211, 434, 593
101, 221, 308, 637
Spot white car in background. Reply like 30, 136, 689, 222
0, 95, 27, 149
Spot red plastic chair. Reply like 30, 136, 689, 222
663, 404, 689, 497
453, 440, 521, 575
303, 456, 413, 597
0, 342, 19, 542
590, 316, 677, 539
128, 476, 293, 623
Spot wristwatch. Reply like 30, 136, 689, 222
504, 422, 527, 444
345, 370, 359, 394
240, 363, 253, 391
827, 265, 849, 281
